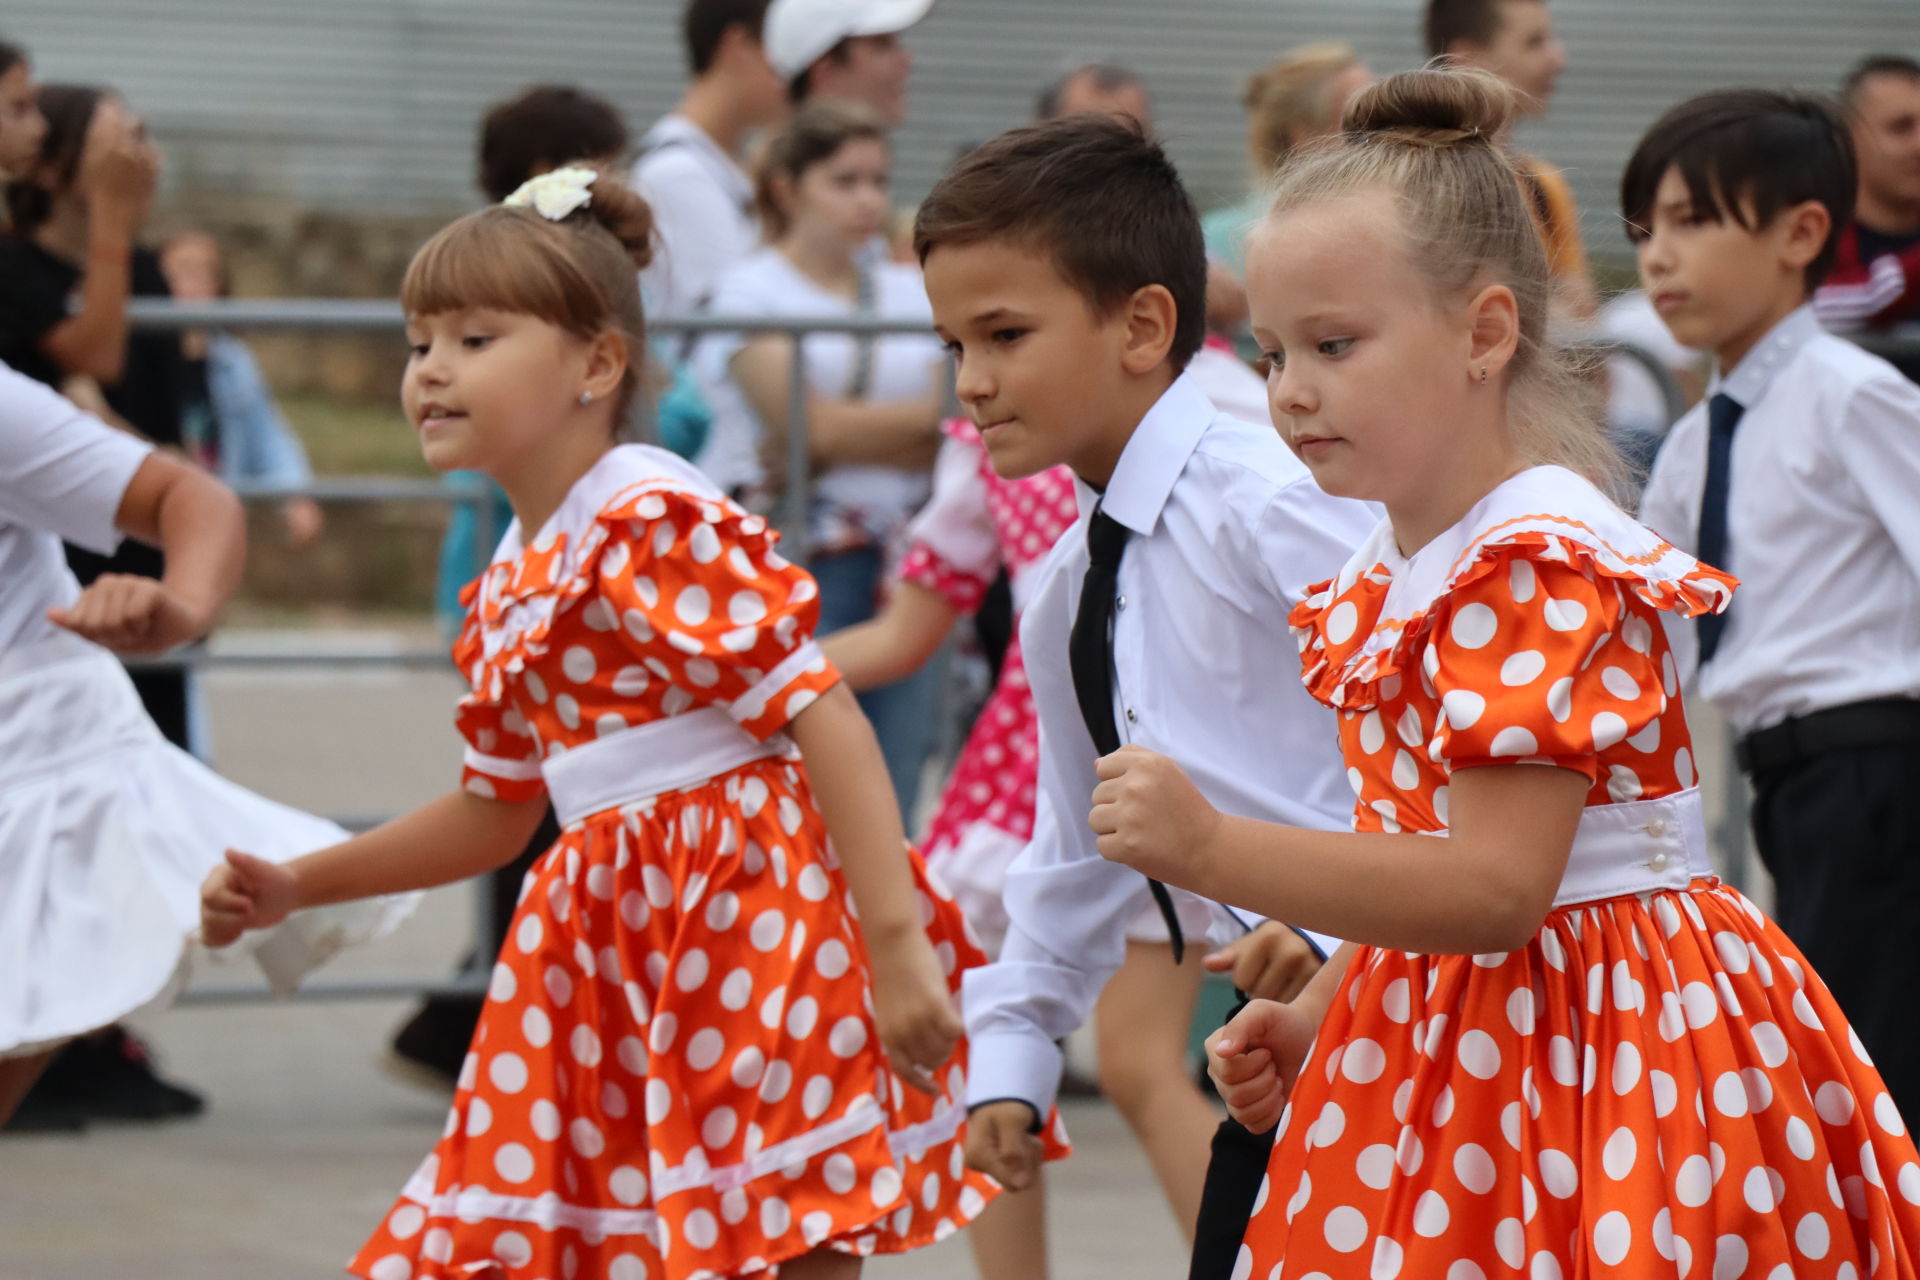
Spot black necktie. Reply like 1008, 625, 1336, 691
1695, 392, 1745, 665
1068, 505, 1186, 961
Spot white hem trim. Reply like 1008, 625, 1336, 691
395, 1097, 965, 1230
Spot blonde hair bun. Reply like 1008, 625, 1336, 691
1344, 65, 1515, 147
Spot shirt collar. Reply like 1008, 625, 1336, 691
1713, 304, 1821, 411
1072, 373, 1218, 535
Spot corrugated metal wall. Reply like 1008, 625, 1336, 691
5, 0, 1913, 262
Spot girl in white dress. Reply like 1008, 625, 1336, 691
0, 362, 407, 1123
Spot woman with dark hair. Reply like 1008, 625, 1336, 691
0, 41, 48, 183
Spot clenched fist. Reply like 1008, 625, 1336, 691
1087, 745, 1223, 885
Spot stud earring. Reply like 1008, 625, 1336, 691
1479, 366, 1489, 385
578, 391, 593, 406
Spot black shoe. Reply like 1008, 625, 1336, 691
385, 996, 483, 1092
24, 1026, 205, 1122
2, 1092, 87, 1134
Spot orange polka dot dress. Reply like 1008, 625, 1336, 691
1237, 467, 1920, 1280
349, 446, 1056, 1280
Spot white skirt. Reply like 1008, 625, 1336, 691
0, 636, 415, 1057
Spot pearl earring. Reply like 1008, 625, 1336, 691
578, 391, 593, 406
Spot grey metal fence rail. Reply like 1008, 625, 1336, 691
117, 296, 1870, 1004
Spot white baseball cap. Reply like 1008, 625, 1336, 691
762, 0, 935, 80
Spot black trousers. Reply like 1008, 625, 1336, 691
1188, 994, 1278, 1280
1750, 744, 1920, 1119
1188, 1113, 1275, 1280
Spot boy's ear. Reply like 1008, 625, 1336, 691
1776, 198, 1833, 277
1119, 283, 1179, 375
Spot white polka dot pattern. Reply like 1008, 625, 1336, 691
355, 462, 1054, 1280
1244, 534, 1920, 1276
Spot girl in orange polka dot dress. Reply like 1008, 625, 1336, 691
200, 170, 1057, 1280
1090, 70, 1920, 1280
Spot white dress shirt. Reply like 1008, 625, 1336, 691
962, 373, 1378, 1117
0, 363, 151, 654
630, 114, 758, 319
1638, 305, 1920, 735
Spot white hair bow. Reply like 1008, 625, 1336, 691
503, 166, 598, 221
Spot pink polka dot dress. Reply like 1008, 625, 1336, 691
349, 446, 1061, 1280
893, 419, 1079, 949
1237, 467, 1920, 1279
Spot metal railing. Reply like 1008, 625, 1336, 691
116, 296, 1857, 1005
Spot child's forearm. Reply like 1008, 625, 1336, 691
819, 582, 959, 692
290, 789, 550, 909
786, 683, 925, 946
1291, 941, 1356, 1024
154, 465, 246, 625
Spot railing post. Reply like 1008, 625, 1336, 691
783, 331, 812, 565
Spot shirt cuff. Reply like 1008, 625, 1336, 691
962, 1025, 1064, 1119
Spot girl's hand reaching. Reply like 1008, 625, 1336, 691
1205, 998, 1323, 1135
47, 574, 213, 655
867, 928, 962, 1096
1088, 745, 1224, 887
199, 850, 300, 947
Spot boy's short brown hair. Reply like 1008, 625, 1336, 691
912, 114, 1206, 372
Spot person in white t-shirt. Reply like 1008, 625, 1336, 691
631, 0, 790, 319
696, 101, 947, 812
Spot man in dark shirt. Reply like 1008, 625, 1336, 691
1816, 55, 1920, 333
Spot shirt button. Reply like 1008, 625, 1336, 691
1644, 819, 1669, 837
1647, 852, 1670, 871
1125, 707, 1138, 724
1116, 595, 1127, 611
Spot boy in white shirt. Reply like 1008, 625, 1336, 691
1629, 89, 1920, 1116
914, 115, 1376, 1273
631, 0, 789, 318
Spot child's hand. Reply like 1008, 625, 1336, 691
199, 850, 300, 947
1205, 998, 1321, 1135
964, 1099, 1044, 1191
47, 575, 211, 655
868, 933, 962, 1096
1088, 746, 1222, 883
1204, 922, 1323, 1003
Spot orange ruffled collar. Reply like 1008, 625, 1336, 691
1291, 466, 1736, 711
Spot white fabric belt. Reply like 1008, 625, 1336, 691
540, 708, 789, 826
1550, 788, 1714, 907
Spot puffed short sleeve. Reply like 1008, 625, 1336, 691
0, 362, 153, 553
897, 427, 999, 614
1425, 553, 1668, 781
450, 603, 546, 802
596, 488, 842, 740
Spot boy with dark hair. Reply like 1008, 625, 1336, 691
631, 0, 787, 316
475, 85, 629, 204
1426, 0, 1592, 312
1816, 54, 1920, 332
915, 114, 1374, 1276
1629, 88, 1920, 1117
